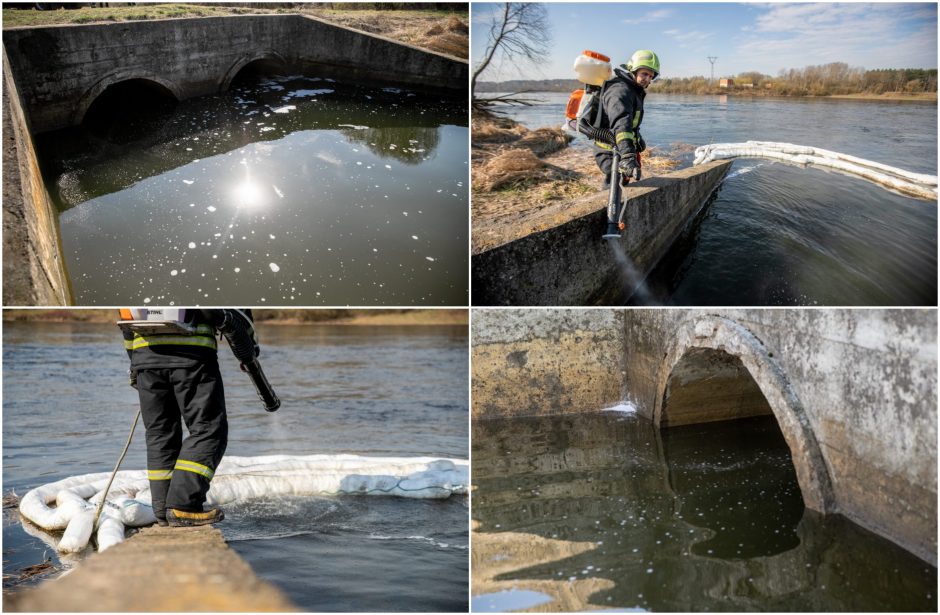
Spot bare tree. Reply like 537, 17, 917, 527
471, 2, 551, 98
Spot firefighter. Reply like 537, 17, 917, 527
594, 49, 660, 189
121, 309, 259, 527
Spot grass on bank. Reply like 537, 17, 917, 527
1, 3, 468, 58
2, 309, 468, 326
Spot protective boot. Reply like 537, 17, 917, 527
166, 506, 225, 527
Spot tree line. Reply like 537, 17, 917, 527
477, 64, 937, 97
656, 64, 937, 96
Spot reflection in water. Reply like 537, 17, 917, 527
472, 413, 937, 612
37, 75, 468, 305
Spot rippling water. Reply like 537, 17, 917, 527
490, 93, 937, 306
2, 321, 468, 611
471, 412, 936, 612
38, 76, 468, 306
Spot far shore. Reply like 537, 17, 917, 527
478, 90, 937, 103
2, 309, 468, 326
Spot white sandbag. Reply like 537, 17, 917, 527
19, 455, 468, 555
693, 141, 938, 201
58, 510, 95, 554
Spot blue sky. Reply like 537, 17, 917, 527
471, 2, 938, 80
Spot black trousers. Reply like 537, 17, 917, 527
135, 361, 228, 519
595, 149, 615, 189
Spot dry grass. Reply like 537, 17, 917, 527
1, 5, 468, 58
471, 115, 684, 252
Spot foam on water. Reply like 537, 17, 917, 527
602, 401, 637, 414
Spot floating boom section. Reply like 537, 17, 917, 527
694, 141, 938, 201
19, 455, 468, 554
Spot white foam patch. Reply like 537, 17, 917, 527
283, 88, 334, 99
602, 401, 637, 414
271, 105, 296, 114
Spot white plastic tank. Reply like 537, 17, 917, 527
573, 50, 612, 86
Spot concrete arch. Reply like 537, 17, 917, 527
654, 315, 835, 514
74, 71, 182, 126
218, 50, 289, 92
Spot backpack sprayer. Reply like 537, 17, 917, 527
118, 308, 280, 412
564, 51, 628, 240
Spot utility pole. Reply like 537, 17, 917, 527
707, 56, 718, 84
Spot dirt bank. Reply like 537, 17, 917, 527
471, 112, 682, 253
1, 4, 468, 59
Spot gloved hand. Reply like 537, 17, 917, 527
618, 153, 642, 184
637, 134, 647, 152
128, 369, 138, 390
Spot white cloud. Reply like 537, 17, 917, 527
623, 8, 673, 25
734, 3, 936, 72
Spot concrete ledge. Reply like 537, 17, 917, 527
5, 525, 296, 612
3, 14, 468, 133
2, 48, 71, 306
471, 160, 732, 306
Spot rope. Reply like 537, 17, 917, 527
92, 409, 141, 529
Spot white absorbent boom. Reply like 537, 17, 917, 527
694, 141, 938, 201
18, 455, 469, 555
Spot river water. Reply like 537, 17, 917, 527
491, 93, 937, 306
37, 75, 468, 306
471, 412, 936, 612
2, 320, 468, 611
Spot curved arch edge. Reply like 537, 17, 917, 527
654, 314, 836, 514
74, 71, 182, 126
218, 50, 289, 93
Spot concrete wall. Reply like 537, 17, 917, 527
472, 309, 626, 419
3, 14, 467, 134
2, 48, 71, 306
471, 160, 732, 306
471, 308, 938, 564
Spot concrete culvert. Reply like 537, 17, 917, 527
81, 78, 178, 141
661, 347, 773, 427
228, 57, 289, 88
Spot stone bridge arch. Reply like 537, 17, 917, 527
218, 50, 289, 92
74, 70, 182, 126
654, 315, 835, 513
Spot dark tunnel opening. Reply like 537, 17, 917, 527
660, 348, 805, 559
229, 58, 289, 88
81, 79, 178, 142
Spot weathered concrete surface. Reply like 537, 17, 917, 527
472, 309, 626, 419
661, 347, 774, 427
471, 160, 732, 306
5, 525, 296, 612
3, 14, 467, 134
2, 48, 71, 306
471, 308, 937, 564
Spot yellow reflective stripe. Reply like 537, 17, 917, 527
175, 459, 214, 480
168, 509, 216, 520
124, 324, 217, 350
126, 335, 217, 350
633, 110, 643, 128
594, 141, 613, 150
615, 131, 635, 143
147, 469, 173, 481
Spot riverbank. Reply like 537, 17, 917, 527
471, 113, 682, 253
1, 4, 468, 58
2, 309, 468, 326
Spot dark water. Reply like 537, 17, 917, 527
471, 412, 937, 612
38, 75, 468, 306
2, 321, 468, 611
494, 93, 937, 306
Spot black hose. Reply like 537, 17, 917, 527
577, 118, 615, 146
